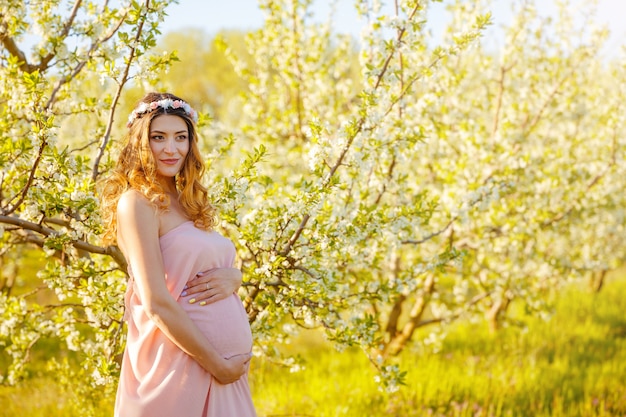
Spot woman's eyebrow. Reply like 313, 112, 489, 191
150, 130, 188, 134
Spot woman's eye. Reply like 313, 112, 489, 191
177, 135, 188, 141
150, 135, 164, 141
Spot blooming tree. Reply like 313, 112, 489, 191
205, 0, 626, 383
0, 0, 178, 411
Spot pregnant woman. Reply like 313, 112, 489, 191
99, 92, 256, 417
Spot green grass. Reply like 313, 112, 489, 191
251, 278, 626, 417
2, 278, 626, 416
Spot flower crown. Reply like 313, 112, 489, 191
126, 98, 198, 128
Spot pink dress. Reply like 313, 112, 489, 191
115, 221, 256, 417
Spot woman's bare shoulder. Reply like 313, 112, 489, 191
117, 189, 155, 219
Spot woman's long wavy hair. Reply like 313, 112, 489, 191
99, 92, 216, 244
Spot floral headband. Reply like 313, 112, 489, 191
126, 98, 198, 128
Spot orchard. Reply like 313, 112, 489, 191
1, 0, 624, 414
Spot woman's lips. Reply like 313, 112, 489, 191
160, 159, 179, 165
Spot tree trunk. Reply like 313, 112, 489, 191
485, 294, 511, 333
381, 274, 435, 357
588, 270, 607, 293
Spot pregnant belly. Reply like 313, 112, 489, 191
181, 293, 253, 358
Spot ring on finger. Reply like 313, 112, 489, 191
206, 283, 210, 291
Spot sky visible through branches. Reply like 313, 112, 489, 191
162, 0, 626, 57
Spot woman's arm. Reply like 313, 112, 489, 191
181, 267, 242, 305
117, 190, 248, 384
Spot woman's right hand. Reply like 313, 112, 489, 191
182, 267, 242, 306
211, 352, 252, 385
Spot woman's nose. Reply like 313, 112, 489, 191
164, 138, 175, 153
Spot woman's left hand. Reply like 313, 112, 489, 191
181, 267, 242, 306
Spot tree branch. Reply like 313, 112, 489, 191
490, 63, 513, 140
279, 2, 424, 258
541, 127, 618, 228
46, 6, 127, 109
92, 0, 150, 180
0, 16, 35, 72
2, 128, 47, 216
37, 0, 83, 72
374, 2, 422, 90
0, 1, 83, 73
521, 69, 571, 135
0, 215, 127, 269
401, 216, 456, 245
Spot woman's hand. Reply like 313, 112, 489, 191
181, 267, 242, 306
211, 352, 252, 385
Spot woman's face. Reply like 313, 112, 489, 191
148, 114, 190, 180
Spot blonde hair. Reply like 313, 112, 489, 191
99, 92, 216, 244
